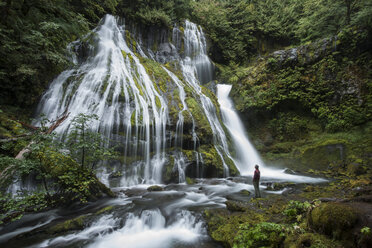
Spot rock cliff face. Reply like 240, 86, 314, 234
225, 28, 372, 172
33, 15, 238, 188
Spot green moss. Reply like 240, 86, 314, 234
204, 208, 268, 247
155, 96, 162, 109
199, 144, 224, 176
163, 156, 175, 183
138, 56, 171, 93
234, 222, 286, 248
185, 177, 195, 185
100, 74, 110, 95
125, 30, 137, 52
132, 76, 144, 96
147, 185, 163, 191
308, 203, 357, 240
48, 215, 87, 234
121, 50, 127, 58
185, 97, 213, 142
95, 205, 114, 215
284, 232, 343, 248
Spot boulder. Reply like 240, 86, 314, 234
147, 185, 163, 191
308, 202, 357, 239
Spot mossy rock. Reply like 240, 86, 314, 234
225, 200, 248, 212
95, 205, 114, 215
147, 185, 163, 191
239, 189, 251, 196
301, 142, 346, 170
48, 215, 88, 234
284, 232, 343, 248
346, 162, 367, 176
185, 177, 195, 185
308, 202, 357, 239
204, 208, 269, 247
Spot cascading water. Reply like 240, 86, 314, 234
217, 84, 264, 174
33, 15, 236, 185
35, 15, 169, 185
180, 21, 235, 177
217, 84, 327, 182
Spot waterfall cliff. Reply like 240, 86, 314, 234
34, 15, 237, 186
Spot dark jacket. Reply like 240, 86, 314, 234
253, 169, 260, 182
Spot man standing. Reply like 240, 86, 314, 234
253, 164, 261, 198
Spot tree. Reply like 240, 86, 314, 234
66, 113, 117, 169
344, 0, 359, 25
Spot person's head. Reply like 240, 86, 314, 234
255, 164, 259, 170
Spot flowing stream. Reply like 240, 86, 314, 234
1, 15, 326, 247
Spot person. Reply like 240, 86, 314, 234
253, 164, 261, 198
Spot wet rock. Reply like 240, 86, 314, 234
47, 214, 89, 234
121, 188, 147, 197
155, 43, 180, 63
185, 177, 195, 185
147, 185, 163, 191
239, 189, 251, 196
318, 197, 339, 202
283, 168, 296, 175
225, 200, 247, 212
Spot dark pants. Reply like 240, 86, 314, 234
253, 180, 261, 198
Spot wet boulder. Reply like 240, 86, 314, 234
147, 185, 164, 191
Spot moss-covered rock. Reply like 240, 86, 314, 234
308, 202, 358, 239
225, 200, 248, 212
147, 185, 163, 191
48, 215, 88, 234
284, 232, 343, 248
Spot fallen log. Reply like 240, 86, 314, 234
0, 111, 70, 183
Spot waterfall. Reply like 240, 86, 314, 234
180, 21, 235, 177
217, 84, 264, 175
32, 15, 237, 186
35, 15, 169, 185
217, 84, 327, 182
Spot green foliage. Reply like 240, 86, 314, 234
117, 0, 192, 26
233, 222, 286, 248
0, 191, 50, 225
0, 0, 90, 107
0, 114, 116, 224
192, 0, 371, 64
361, 226, 371, 235
229, 28, 371, 134
269, 113, 310, 141
283, 200, 312, 222
66, 113, 117, 169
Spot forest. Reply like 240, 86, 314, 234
0, 0, 371, 247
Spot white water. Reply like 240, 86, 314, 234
89, 210, 205, 248
217, 84, 326, 183
217, 84, 264, 174
34, 15, 170, 186
30, 15, 237, 187
180, 21, 235, 176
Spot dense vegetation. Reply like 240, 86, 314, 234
0, 0, 371, 246
0, 113, 115, 224
1, 0, 371, 108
